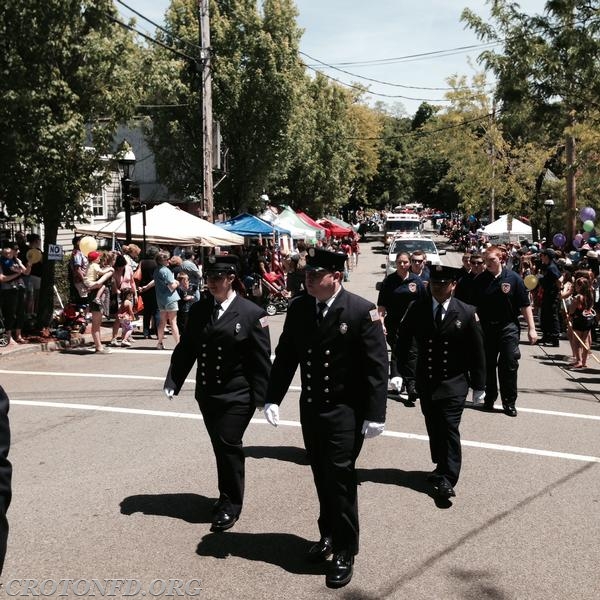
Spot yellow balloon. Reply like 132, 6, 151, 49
79, 236, 97, 256
26, 248, 42, 264
524, 274, 538, 290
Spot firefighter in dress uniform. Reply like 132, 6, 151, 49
163, 255, 271, 532
397, 265, 486, 499
264, 248, 388, 589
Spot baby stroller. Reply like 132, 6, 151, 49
0, 314, 8, 347
251, 272, 289, 316
51, 302, 90, 340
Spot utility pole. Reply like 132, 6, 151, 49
489, 99, 496, 223
199, 0, 214, 222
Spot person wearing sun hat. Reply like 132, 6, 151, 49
396, 264, 486, 501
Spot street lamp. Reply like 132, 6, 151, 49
543, 198, 555, 245
117, 141, 136, 244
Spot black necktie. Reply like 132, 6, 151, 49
211, 302, 222, 325
435, 303, 443, 328
316, 302, 327, 325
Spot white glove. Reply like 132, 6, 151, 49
264, 403, 280, 427
362, 420, 385, 439
471, 389, 486, 405
164, 387, 175, 400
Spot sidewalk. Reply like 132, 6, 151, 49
0, 324, 117, 358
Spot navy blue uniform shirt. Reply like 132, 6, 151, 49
472, 268, 530, 325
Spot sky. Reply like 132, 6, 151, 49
118, 0, 549, 116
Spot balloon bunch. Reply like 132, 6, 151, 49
573, 207, 597, 249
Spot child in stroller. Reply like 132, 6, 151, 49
250, 271, 289, 316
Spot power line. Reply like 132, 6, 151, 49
300, 50, 492, 92
115, 0, 202, 55
303, 63, 450, 102
105, 12, 197, 64
308, 42, 501, 68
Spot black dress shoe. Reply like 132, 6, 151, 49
307, 536, 333, 562
326, 550, 354, 589
481, 401, 495, 412
435, 480, 456, 499
503, 404, 517, 417
210, 509, 238, 532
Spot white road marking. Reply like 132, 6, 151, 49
10, 399, 600, 464
5, 369, 600, 421
0, 369, 303, 392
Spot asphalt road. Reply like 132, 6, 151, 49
1, 229, 599, 599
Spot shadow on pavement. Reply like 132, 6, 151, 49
357, 468, 451, 508
120, 492, 214, 524
245, 445, 310, 465
196, 532, 325, 575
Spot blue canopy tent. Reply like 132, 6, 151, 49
217, 213, 291, 238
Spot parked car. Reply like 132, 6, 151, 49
382, 236, 446, 275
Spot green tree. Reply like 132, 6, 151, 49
462, 0, 600, 242
366, 107, 414, 209
271, 73, 359, 215
144, 0, 304, 215
0, 0, 139, 327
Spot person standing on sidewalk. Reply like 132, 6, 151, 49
263, 248, 388, 589
396, 265, 485, 500
538, 248, 561, 347
471, 245, 538, 417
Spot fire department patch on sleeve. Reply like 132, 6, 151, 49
259, 317, 269, 328
369, 309, 379, 322
408, 282, 417, 293
501, 283, 511, 294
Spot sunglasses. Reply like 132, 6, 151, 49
411, 259, 423, 264
470, 260, 484, 265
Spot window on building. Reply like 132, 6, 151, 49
91, 189, 106, 218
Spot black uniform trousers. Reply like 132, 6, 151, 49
386, 323, 417, 392
420, 392, 465, 486
198, 397, 255, 517
540, 298, 560, 343
300, 402, 364, 555
482, 321, 520, 406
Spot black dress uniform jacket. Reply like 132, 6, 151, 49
167, 294, 271, 407
165, 294, 271, 517
267, 288, 388, 421
266, 288, 388, 555
397, 296, 485, 400
397, 296, 485, 487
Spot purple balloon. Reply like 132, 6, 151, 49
580, 206, 596, 222
573, 237, 582, 249
552, 233, 566, 248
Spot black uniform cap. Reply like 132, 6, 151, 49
205, 254, 239, 276
305, 247, 347, 272
429, 264, 462, 283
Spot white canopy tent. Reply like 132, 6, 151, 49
75, 202, 244, 247
482, 214, 533, 242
